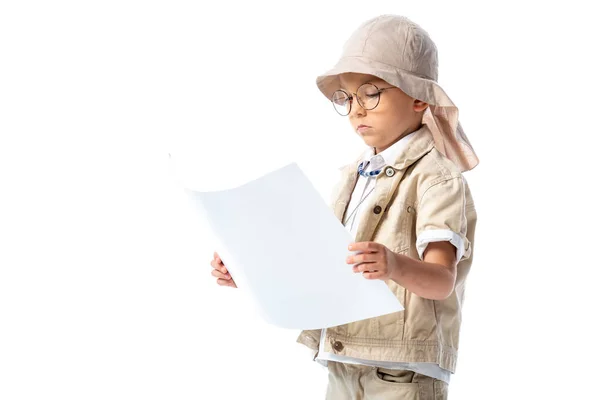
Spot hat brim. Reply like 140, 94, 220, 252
316, 56, 455, 108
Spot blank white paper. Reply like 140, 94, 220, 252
184, 162, 403, 330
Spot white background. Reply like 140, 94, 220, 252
1, 1, 599, 399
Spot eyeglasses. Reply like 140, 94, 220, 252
331, 83, 398, 116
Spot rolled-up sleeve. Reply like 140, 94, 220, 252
415, 176, 471, 263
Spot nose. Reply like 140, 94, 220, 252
348, 98, 366, 118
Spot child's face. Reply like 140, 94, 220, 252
338, 72, 428, 154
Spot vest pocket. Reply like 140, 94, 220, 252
388, 200, 416, 253
402, 201, 417, 252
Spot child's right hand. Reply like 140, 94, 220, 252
210, 252, 237, 288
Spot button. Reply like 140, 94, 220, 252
407, 206, 415, 214
333, 341, 344, 352
373, 205, 382, 214
385, 167, 395, 177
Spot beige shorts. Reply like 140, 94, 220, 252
325, 361, 448, 400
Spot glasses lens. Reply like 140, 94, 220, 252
332, 90, 350, 115
357, 84, 380, 110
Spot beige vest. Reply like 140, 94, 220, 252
297, 125, 477, 372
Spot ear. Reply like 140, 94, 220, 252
413, 99, 429, 113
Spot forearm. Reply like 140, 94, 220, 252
389, 252, 456, 300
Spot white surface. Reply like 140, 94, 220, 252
1, 1, 599, 400
183, 163, 403, 329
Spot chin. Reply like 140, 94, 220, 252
360, 136, 379, 147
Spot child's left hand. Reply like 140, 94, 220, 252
346, 242, 398, 280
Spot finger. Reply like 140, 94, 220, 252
352, 263, 379, 273
217, 278, 236, 287
347, 252, 378, 265
362, 271, 385, 280
211, 269, 231, 280
217, 278, 231, 286
348, 241, 380, 253
210, 259, 227, 274
213, 252, 224, 265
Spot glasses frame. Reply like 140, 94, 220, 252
331, 83, 398, 116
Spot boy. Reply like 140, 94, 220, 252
210, 15, 478, 399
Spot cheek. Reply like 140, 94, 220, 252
384, 93, 414, 113
381, 102, 413, 124
374, 110, 405, 131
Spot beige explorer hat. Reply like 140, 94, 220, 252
317, 15, 479, 172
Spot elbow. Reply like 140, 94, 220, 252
426, 288, 453, 301
426, 271, 456, 301
429, 287, 453, 301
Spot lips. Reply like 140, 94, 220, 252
357, 124, 371, 133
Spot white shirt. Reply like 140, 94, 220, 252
314, 130, 465, 384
